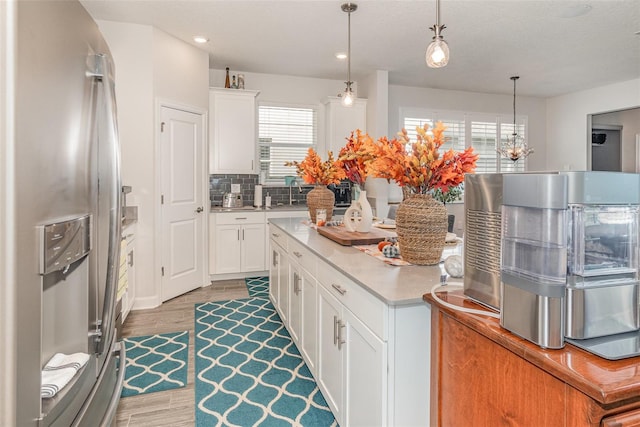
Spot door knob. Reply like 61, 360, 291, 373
195, 206, 204, 213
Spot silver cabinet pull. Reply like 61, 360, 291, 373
333, 315, 338, 346
242, 229, 245, 240
272, 251, 278, 267
331, 283, 347, 295
293, 251, 303, 258
272, 233, 280, 238
237, 229, 240, 240
128, 250, 134, 267
337, 319, 346, 350
235, 217, 247, 220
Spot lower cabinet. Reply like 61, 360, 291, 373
270, 239, 289, 324
210, 212, 266, 276
268, 222, 427, 427
317, 279, 386, 427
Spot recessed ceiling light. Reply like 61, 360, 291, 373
193, 36, 209, 44
336, 52, 347, 60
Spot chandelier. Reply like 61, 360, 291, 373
498, 76, 533, 162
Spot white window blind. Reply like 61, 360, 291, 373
258, 105, 317, 180
403, 116, 465, 151
402, 109, 527, 174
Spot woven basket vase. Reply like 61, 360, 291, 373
307, 185, 334, 223
396, 194, 448, 265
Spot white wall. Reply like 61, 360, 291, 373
546, 78, 640, 172
99, 20, 209, 308
153, 28, 209, 110
389, 84, 548, 172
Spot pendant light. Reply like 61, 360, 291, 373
498, 76, 533, 162
426, 0, 449, 68
341, 3, 357, 107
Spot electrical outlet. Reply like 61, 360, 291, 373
231, 183, 241, 193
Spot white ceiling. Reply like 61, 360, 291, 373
80, 0, 640, 98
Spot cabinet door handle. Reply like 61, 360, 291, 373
128, 250, 134, 267
272, 251, 278, 267
293, 251, 302, 258
237, 229, 240, 240
242, 229, 245, 240
295, 273, 300, 295
337, 319, 346, 351
333, 315, 338, 346
235, 217, 247, 220
272, 233, 280, 238
331, 283, 347, 295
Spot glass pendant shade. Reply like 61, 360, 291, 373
426, 38, 449, 68
342, 87, 354, 106
497, 76, 534, 162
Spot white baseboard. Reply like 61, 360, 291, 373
131, 295, 162, 311
210, 271, 268, 282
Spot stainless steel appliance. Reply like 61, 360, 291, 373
499, 171, 640, 353
6, 1, 125, 425
223, 192, 244, 208
463, 174, 504, 310
500, 173, 569, 349
329, 180, 352, 208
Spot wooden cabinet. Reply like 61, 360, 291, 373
323, 96, 367, 156
209, 88, 260, 174
210, 212, 265, 275
426, 291, 640, 427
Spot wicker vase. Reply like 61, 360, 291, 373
395, 194, 448, 265
307, 185, 334, 223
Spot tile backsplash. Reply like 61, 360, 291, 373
209, 174, 313, 207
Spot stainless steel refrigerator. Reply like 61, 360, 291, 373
9, 1, 125, 425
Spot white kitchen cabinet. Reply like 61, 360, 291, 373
300, 267, 317, 374
318, 285, 345, 424
211, 212, 266, 275
289, 266, 303, 343
121, 224, 136, 321
209, 88, 260, 174
265, 210, 309, 267
317, 271, 386, 427
323, 96, 367, 156
275, 243, 289, 324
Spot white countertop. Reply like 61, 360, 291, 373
269, 217, 463, 307
211, 204, 309, 213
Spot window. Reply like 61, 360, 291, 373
258, 104, 317, 182
402, 109, 526, 174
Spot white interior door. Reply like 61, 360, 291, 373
160, 106, 206, 302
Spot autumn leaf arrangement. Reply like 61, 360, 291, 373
285, 148, 345, 186
285, 121, 478, 196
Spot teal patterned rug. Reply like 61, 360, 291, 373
121, 330, 189, 397
195, 297, 336, 426
245, 276, 269, 297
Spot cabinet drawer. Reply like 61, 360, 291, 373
215, 211, 264, 225
288, 238, 316, 276
269, 224, 287, 250
317, 259, 387, 340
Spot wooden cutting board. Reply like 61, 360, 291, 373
317, 225, 396, 246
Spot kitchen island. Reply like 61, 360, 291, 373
425, 290, 640, 426
268, 217, 459, 427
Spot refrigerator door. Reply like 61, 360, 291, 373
13, 1, 123, 425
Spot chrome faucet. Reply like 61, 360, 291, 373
289, 179, 303, 205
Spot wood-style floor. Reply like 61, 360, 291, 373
115, 279, 250, 427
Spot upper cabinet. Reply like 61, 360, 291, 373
323, 96, 367, 156
209, 88, 260, 174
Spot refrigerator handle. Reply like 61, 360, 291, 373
93, 53, 122, 356
99, 341, 126, 427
